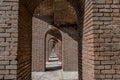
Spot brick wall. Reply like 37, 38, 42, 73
32, 16, 51, 72
0, 0, 18, 79
61, 26, 78, 71
0, 0, 120, 80
74, 0, 95, 80
93, 0, 120, 79
82, 0, 94, 80
32, 16, 62, 72
17, 3, 32, 80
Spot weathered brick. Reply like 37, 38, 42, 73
4, 75, 16, 79
106, 75, 113, 78
93, 0, 105, 4
0, 70, 9, 74
10, 60, 17, 65
0, 61, 9, 65
101, 70, 115, 74
106, 0, 113, 4
0, 33, 10, 37
0, 66, 4, 69
10, 70, 17, 74
6, 65, 17, 69
0, 75, 4, 79
95, 75, 105, 78
113, 75, 120, 78
101, 61, 115, 65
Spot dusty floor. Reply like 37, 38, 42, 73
32, 56, 78, 80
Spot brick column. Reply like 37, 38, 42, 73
93, 0, 120, 79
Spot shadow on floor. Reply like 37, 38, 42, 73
46, 66, 62, 71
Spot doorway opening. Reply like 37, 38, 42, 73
18, 0, 84, 80
31, 0, 79, 79
46, 38, 62, 71
45, 29, 62, 71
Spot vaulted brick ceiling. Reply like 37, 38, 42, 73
20, 0, 78, 25
54, 0, 77, 25
34, 0, 54, 16
33, 0, 78, 26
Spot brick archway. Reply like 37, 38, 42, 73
18, 1, 83, 79
17, 0, 93, 80
0, 0, 120, 80
45, 28, 62, 71
45, 32, 62, 62
46, 38, 59, 62
17, 0, 85, 80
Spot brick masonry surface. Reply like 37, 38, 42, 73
0, 0, 18, 79
32, 16, 78, 72
0, 0, 120, 80
93, 0, 120, 79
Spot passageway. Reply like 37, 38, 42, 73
46, 40, 62, 71
0, 0, 118, 80
18, 0, 82, 80
32, 27, 79, 80
32, 40, 78, 80
46, 56, 62, 71
32, 57, 78, 80
31, 1, 79, 80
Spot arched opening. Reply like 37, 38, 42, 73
1, 0, 119, 80
31, 0, 79, 79
45, 29, 62, 71
18, 0, 85, 80
45, 29, 62, 62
